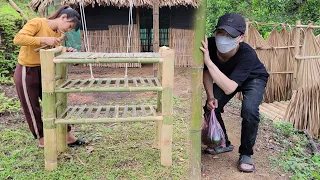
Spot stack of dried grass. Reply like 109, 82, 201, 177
266, 26, 291, 102
284, 28, 320, 138
316, 34, 320, 44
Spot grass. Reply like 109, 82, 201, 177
0, 92, 20, 115
0, 96, 189, 179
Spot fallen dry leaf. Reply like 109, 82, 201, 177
86, 146, 94, 154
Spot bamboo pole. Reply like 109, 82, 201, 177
190, 0, 206, 179
248, 21, 320, 28
55, 86, 163, 93
293, 20, 301, 91
295, 55, 320, 59
53, 58, 162, 64
55, 116, 163, 124
159, 46, 174, 167
57, 105, 157, 117
56, 47, 67, 152
155, 54, 163, 149
40, 49, 57, 171
7, 0, 29, 21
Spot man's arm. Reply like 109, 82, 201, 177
206, 62, 238, 95
203, 70, 214, 99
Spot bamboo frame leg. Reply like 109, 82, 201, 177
44, 120, 57, 171
155, 62, 163, 149
159, 47, 174, 166
40, 48, 63, 171
56, 93, 67, 152
56, 50, 68, 152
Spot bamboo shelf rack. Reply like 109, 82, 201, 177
40, 46, 174, 171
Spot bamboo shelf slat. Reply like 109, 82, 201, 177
53, 52, 163, 64
55, 104, 162, 124
55, 77, 163, 93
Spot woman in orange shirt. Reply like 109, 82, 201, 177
13, 5, 85, 148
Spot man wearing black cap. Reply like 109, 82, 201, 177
200, 13, 269, 172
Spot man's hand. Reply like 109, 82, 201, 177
207, 98, 218, 111
66, 47, 77, 52
200, 36, 212, 66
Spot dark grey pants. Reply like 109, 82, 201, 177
204, 78, 267, 156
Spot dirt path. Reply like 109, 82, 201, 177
201, 103, 286, 180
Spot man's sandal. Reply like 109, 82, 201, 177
238, 155, 256, 173
38, 138, 87, 148
203, 145, 234, 155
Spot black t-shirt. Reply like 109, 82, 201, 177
204, 37, 269, 86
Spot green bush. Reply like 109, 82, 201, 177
272, 121, 320, 180
0, 1, 37, 82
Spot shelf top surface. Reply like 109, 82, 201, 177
55, 52, 162, 59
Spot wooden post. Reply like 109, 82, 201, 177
293, 20, 301, 92
155, 50, 164, 149
153, 2, 160, 76
40, 49, 58, 171
190, 0, 206, 179
56, 47, 68, 152
159, 46, 174, 166
136, 8, 141, 52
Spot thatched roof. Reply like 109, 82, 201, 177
30, 0, 200, 12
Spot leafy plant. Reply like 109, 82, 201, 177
272, 121, 320, 179
206, 0, 320, 37
0, 93, 20, 115
274, 121, 295, 137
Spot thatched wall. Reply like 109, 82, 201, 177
169, 28, 194, 67
83, 24, 141, 68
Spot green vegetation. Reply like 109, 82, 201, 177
0, 1, 37, 83
206, 0, 320, 36
272, 121, 320, 180
0, 96, 189, 179
0, 93, 20, 115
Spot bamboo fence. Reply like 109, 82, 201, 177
169, 28, 195, 67
242, 24, 301, 103
284, 28, 320, 138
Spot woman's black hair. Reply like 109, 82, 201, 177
48, 5, 81, 31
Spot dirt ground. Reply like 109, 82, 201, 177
0, 64, 287, 179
